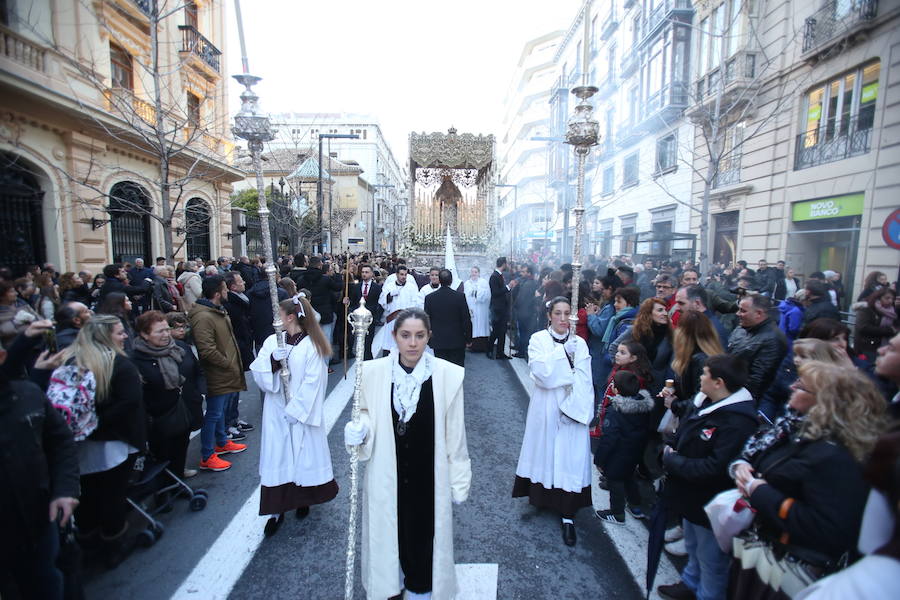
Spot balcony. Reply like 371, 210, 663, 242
712, 161, 741, 188
688, 49, 762, 118
641, 0, 694, 47
635, 81, 689, 132
104, 87, 157, 125
132, 0, 151, 15
595, 72, 618, 100
179, 25, 221, 74
0, 24, 46, 73
802, 0, 878, 57
794, 115, 872, 170
620, 50, 639, 77
600, 14, 619, 41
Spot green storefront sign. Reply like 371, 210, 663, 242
792, 193, 864, 221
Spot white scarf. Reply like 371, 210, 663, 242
390, 350, 434, 423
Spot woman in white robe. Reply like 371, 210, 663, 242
372, 266, 421, 358
250, 294, 338, 536
345, 308, 471, 600
461, 267, 491, 352
513, 295, 593, 546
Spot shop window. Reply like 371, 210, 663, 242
186, 92, 200, 128
713, 210, 739, 265
655, 133, 677, 174
110, 43, 133, 90
623, 152, 639, 188
796, 61, 879, 170
602, 166, 615, 196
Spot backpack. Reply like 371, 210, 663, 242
47, 365, 98, 441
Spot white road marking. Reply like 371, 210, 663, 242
456, 563, 499, 599
170, 363, 358, 599
508, 357, 680, 599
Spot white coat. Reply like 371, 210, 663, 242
515, 329, 593, 493
352, 355, 471, 600
372, 277, 420, 356
250, 334, 334, 489
463, 277, 490, 338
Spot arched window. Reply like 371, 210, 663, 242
185, 197, 211, 261
109, 181, 151, 263
0, 153, 46, 276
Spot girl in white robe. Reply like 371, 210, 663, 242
345, 308, 471, 600
513, 296, 593, 547
461, 267, 491, 352
250, 294, 338, 536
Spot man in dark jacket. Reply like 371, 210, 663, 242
511, 264, 539, 360
754, 259, 779, 297
223, 272, 255, 437
294, 256, 342, 355
727, 294, 788, 403
54, 302, 92, 350
802, 280, 841, 325
674, 285, 730, 347
0, 333, 80, 600
659, 354, 758, 600
424, 269, 472, 367
346, 264, 382, 360
233, 256, 259, 288
127, 258, 153, 285
150, 266, 177, 313
488, 256, 517, 359
248, 278, 289, 350
98, 263, 150, 306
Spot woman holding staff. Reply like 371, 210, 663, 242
344, 308, 471, 600
250, 293, 338, 536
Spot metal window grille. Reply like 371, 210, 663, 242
0, 157, 46, 276
109, 182, 151, 263
185, 197, 211, 261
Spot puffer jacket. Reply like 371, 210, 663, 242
188, 300, 246, 396
802, 296, 841, 325
777, 299, 805, 348
177, 271, 202, 308
593, 390, 655, 479
727, 318, 788, 402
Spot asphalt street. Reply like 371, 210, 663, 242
84, 352, 644, 600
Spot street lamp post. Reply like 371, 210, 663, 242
317, 133, 359, 254
230, 0, 290, 404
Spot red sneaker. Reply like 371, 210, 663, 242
199, 454, 232, 471
214, 440, 247, 455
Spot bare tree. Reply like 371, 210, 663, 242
11, 0, 238, 263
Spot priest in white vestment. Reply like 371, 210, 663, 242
372, 266, 421, 357
250, 294, 338, 536
345, 308, 471, 600
513, 296, 593, 547
460, 266, 490, 352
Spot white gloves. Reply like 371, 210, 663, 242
284, 413, 298, 425
564, 337, 578, 356
344, 420, 368, 446
272, 346, 288, 361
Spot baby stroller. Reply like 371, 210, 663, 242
126, 454, 208, 548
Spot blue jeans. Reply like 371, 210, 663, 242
201, 393, 235, 460
681, 519, 731, 600
225, 390, 240, 427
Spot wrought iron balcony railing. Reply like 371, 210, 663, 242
795, 115, 873, 170
132, 0, 151, 16
636, 81, 689, 130
642, 0, 693, 46
712, 162, 741, 188
179, 25, 221, 73
803, 0, 878, 54
0, 24, 46, 72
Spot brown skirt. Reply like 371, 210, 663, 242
259, 479, 339, 516
512, 475, 592, 517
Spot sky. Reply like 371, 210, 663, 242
225, 0, 581, 161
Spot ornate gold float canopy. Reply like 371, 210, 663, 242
409, 127, 495, 170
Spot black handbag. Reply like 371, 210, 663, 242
152, 390, 191, 437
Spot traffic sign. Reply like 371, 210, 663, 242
883, 207, 900, 250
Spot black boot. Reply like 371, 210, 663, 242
264, 513, 284, 537
561, 520, 576, 546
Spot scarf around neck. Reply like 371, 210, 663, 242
874, 303, 898, 330
391, 350, 434, 423
602, 307, 634, 344
133, 336, 185, 390
740, 408, 805, 463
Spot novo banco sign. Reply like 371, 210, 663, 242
792, 193, 865, 222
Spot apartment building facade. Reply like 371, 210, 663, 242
266, 113, 407, 253
496, 31, 563, 258
0, 0, 242, 274
689, 0, 900, 302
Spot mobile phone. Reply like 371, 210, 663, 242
44, 329, 58, 354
